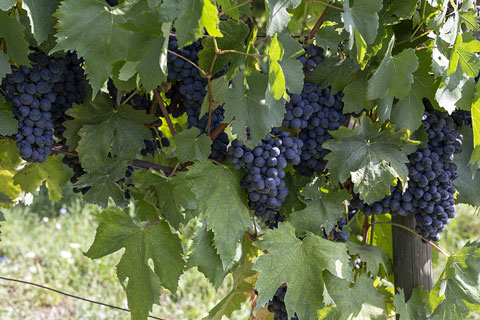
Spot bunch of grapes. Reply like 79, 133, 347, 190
51, 51, 87, 143
167, 35, 229, 161
410, 111, 462, 241
267, 286, 298, 320
451, 110, 472, 127
2, 51, 63, 163
351, 110, 462, 241
283, 83, 347, 176
228, 128, 303, 228
297, 44, 324, 77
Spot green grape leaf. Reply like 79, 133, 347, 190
0, 11, 30, 65
224, 71, 285, 147
435, 72, 476, 113
315, 26, 347, 54
22, 0, 60, 45
0, 139, 21, 170
208, 242, 257, 320
159, 0, 184, 21
52, 0, 133, 95
85, 207, 185, 320
377, 95, 394, 123
122, 12, 171, 91
309, 56, 360, 94
71, 95, 154, 171
0, 51, 10, 81
187, 222, 228, 289
342, 73, 375, 114
172, 128, 212, 162
198, 19, 250, 77
174, 0, 222, 48
201, 76, 229, 118
319, 273, 386, 320
254, 223, 352, 320
427, 241, 480, 319
347, 243, 392, 275
459, 10, 479, 32
447, 33, 480, 77
371, 214, 393, 260
324, 117, 419, 204
267, 35, 286, 100
74, 158, 129, 208
390, 50, 434, 132
0, 0, 15, 11
0, 110, 17, 136
380, 0, 419, 25
453, 126, 480, 206
134, 170, 197, 229
186, 161, 252, 267
265, 0, 301, 36
367, 36, 419, 100
0, 169, 20, 206
278, 34, 304, 94
217, 0, 241, 19
342, 0, 383, 50
13, 157, 69, 202
290, 177, 351, 235
394, 287, 428, 320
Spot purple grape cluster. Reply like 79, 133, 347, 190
2, 52, 62, 163
228, 128, 303, 228
351, 110, 463, 241
267, 286, 298, 320
167, 35, 229, 161
51, 52, 87, 144
297, 44, 324, 77
284, 83, 347, 176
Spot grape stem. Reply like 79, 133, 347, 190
153, 88, 176, 136
167, 49, 207, 77
369, 215, 375, 245
0, 276, 164, 320
306, 4, 330, 42
373, 221, 450, 257
218, 0, 252, 16
362, 216, 370, 243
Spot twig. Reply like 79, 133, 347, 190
210, 122, 229, 141
218, 0, 252, 16
0, 276, 164, 320
167, 49, 207, 77
374, 221, 450, 257
306, 5, 330, 42
153, 88, 176, 136
396, 30, 433, 46
168, 163, 181, 178
254, 36, 270, 45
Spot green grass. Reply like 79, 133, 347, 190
0, 187, 251, 320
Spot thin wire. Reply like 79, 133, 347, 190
0, 276, 165, 320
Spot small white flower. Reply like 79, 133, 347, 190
69, 243, 81, 249
42, 217, 49, 223
56, 223, 62, 230
26, 251, 35, 258
60, 250, 72, 259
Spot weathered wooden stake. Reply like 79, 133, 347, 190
392, 214, 432, 300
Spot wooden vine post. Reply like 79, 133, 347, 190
392, 214, 433, 300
